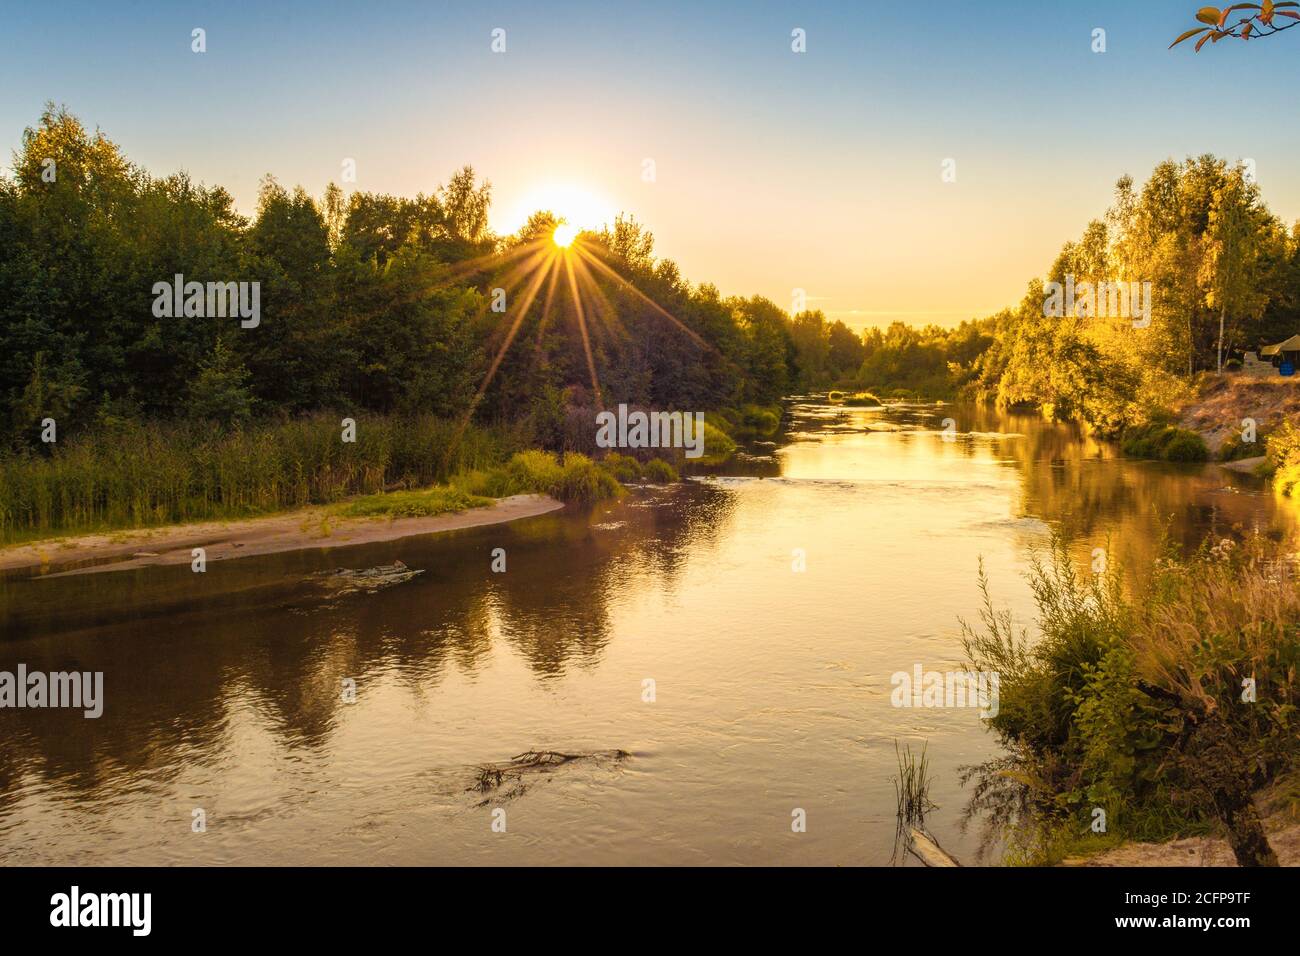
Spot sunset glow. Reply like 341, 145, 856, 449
552, 222, 578, 248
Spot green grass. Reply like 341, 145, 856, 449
335, 486, 493, 519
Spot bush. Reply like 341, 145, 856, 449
962, 534, 1300, 865
1219, 431, 1267, 462
337, 486, 492, 518
456, 450, 623, 503
601, 452, 643, 482
1120, 423, 1208, 462
721, 403, 781, 437
695, 420, 737, 465
551, 453, 623, 502
1265, 421, 1300, 496
843, 392, 883, 407
1162, 430, 1209, 461
641, 457, 679, 483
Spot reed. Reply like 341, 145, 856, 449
0, 413, 520, 544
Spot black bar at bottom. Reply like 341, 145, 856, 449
0, 865, 1287, 942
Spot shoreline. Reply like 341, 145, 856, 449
0, 494, 564, 577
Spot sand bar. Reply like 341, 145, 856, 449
0, 494, 564, 577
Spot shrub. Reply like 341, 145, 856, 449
721, 404, 781, 437
696, 421, 737, 465
601, 452, 643, 482
641, 457, 679, 483
1265, 421, 1300, 496
456, 450, 623, 503
1120, 423, 1207, 462
1162, 430, 1209, 461
551, 453, 623, 502
1219, 431, 1266, 462
337, 487, 492, 518
843, 392, 883, 407
962, 534, 1300, 865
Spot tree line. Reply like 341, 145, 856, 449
0, 106, 816, 452
6, 106, 1300, 454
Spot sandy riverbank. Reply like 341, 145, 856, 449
0, 494, 564, 577
1069, 773, 1300, 866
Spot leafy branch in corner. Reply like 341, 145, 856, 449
1171, 2, 1300, 50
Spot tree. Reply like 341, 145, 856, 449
186, 337, 253, 426
1200, 168, 1269, 369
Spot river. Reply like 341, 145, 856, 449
1, 399, 1294, 865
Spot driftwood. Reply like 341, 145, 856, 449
906, 826, 961, 867
468, 749, 630, 805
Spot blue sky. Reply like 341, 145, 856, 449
3, 0, 1298, 328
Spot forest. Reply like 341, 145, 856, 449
0, 105, 801, 446
4, 105, 1300, 538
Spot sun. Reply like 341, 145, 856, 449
552, 222, 579, 248
499, 182, 616, 241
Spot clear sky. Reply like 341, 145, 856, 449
3, 1, 1298, 330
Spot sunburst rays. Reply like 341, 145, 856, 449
442, 226, 726, 467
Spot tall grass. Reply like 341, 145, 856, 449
961, 532, 1300, 865
0, 413, 518, 543
453, 450, 625, 504
894, 741, 936, 825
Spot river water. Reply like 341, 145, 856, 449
1, 400, 1294, 865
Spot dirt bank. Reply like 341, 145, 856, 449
1178, 375, 1300, 454
0, 494, 564, 577
1071, 774, 1300, 866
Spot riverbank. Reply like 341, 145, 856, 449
1071, 773, 1300, 867
1177, 374, 1300, 455
0, 493, 563, 577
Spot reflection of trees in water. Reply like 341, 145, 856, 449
980, 405, 1299, 581
0, 484, 738, 797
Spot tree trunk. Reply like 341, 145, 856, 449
1191, 711, 1278, 867
1211, 785, 1278, 867
1137, 682, 1279, 867
1217, 306, 1226, 373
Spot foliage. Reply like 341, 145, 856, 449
963, 534, 1300, 864
0, 107, 808, 460
454, 450, 624, 503
640, 457, 679, 483
0, 413, 516, 543
855, 319, 994, 400
1171, 3, 1300, 50
337, 486, 492, 518
1220, 429, 1267, 461
1120, 422, 1210, 461
1264, 420, 1300, 495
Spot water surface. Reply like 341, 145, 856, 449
1, 401, 1293, 865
